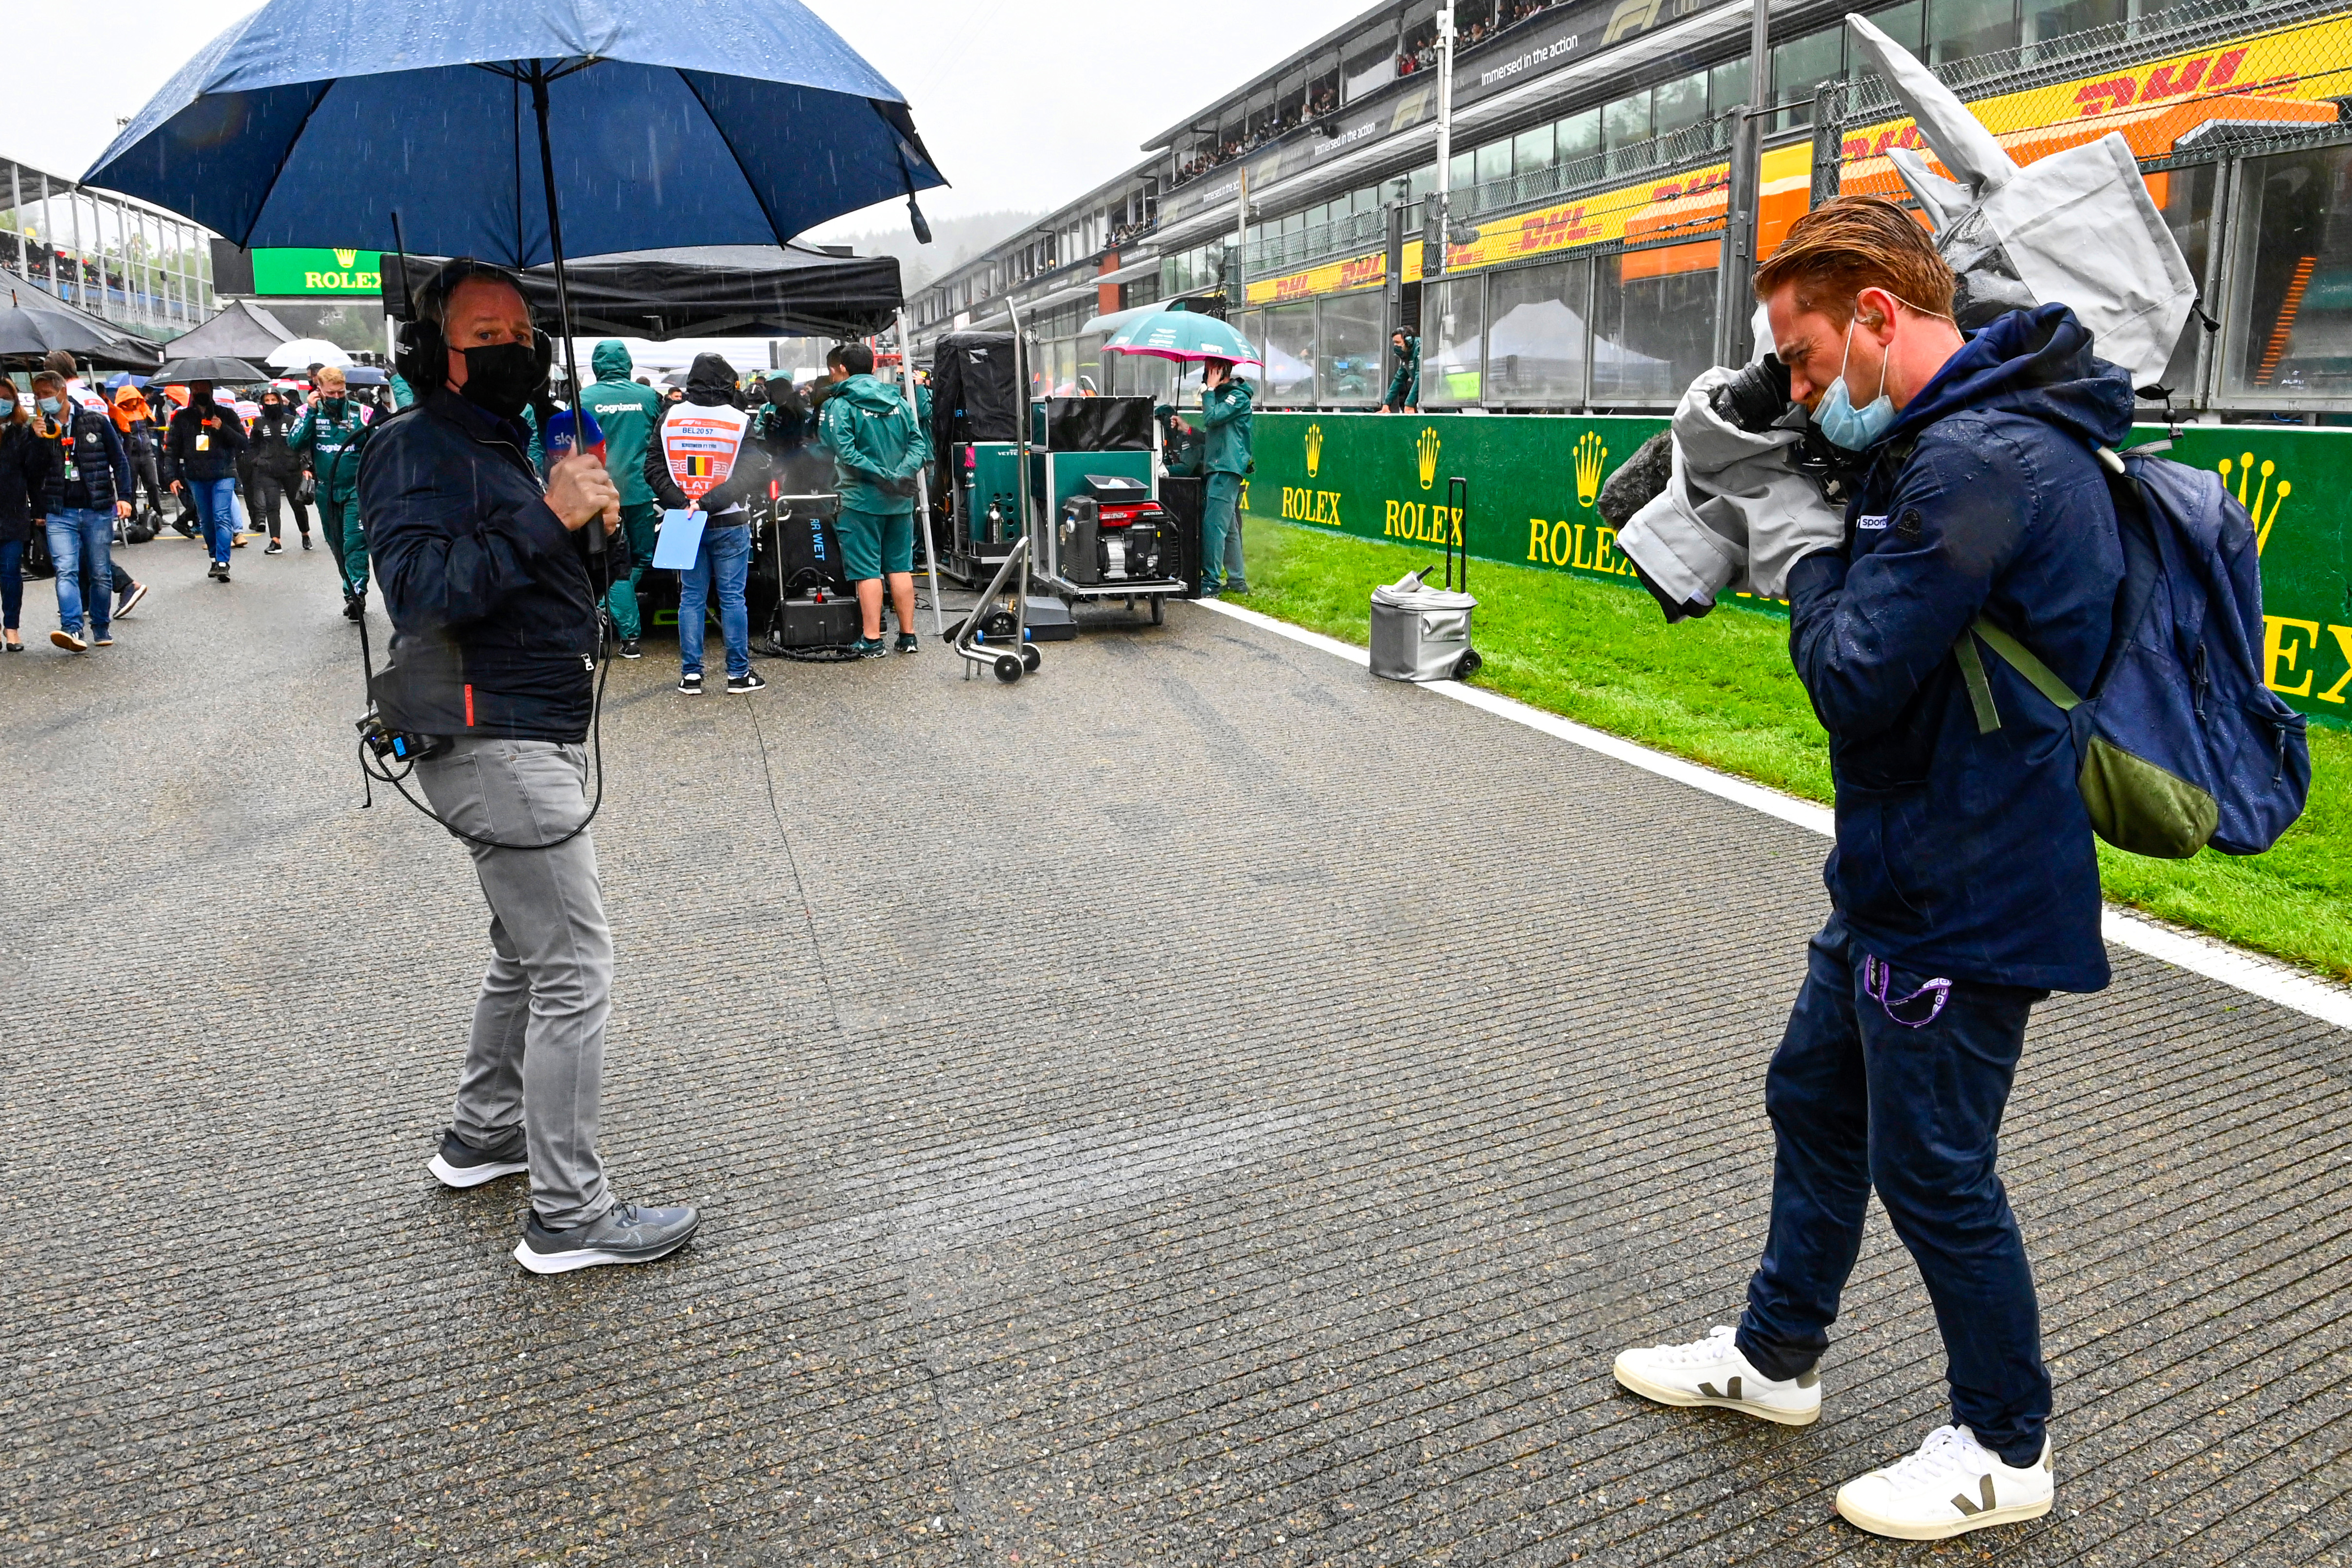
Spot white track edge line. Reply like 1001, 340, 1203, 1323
1196, 596, 2352, 1033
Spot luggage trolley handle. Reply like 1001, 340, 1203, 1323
1443, 476, 1468, 593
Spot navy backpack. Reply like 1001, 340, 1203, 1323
1954, 445, 2311, 858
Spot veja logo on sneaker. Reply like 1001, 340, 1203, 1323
1950, 1475, 1998, 1516
1696, 1376, 1743, 1399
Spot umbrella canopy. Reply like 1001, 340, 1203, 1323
0, 275, 164, 369
0, 299, 131, 360
152, 356, 272, 385
81, 0, 947, 266
1101, 310, 1261, 369
163, 298, 293, 361
267, 338, 351, 370
384, 244, 903, 341
341, 366, 389, 387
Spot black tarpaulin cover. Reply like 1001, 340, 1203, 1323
927, 331, 1020, 463
384, 245, 903, 341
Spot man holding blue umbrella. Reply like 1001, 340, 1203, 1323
362, 258, 696, 1275
84, 0, 946, 1273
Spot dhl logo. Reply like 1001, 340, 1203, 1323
2074, 47, 2249, 116
1513, 204, 1602, 254
1271, 274, 1319, 301
1337, 255, 1385, 290
1842, 124, 1929, 163
1650, 170, 1728, 203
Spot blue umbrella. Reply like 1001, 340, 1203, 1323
82, 0, 943, 531
82, 0, 946, 267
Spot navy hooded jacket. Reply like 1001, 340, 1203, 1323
1783, 303, 2133, 994
359, 390, 630, 744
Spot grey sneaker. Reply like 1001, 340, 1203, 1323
427, 1129, 529, 1190
515, 1201, 700, 1275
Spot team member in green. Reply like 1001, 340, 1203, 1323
289, 365, 373, 619
1197, 357, 1254, 598
579, 340, 665, 659
817, 343, 927, 658
1381, 329, 1421, 413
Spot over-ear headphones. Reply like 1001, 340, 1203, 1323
392, 256, 553, 395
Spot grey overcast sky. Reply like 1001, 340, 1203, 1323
12, 0, 1375, 244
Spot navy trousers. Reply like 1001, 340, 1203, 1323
1736, 915, 2051, 1466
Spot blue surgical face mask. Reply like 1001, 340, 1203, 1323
1814, 310, 1894, 452
37, 396, 61, 416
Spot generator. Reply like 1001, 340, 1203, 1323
1056, 475, 1179, 589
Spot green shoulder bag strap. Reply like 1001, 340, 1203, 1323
1954, 619, 2080, 734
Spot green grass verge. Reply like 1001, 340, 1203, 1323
1237, 515, 2352, 983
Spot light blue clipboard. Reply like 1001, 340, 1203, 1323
652, 509, 706, 570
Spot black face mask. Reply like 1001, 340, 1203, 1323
458, 341, 543, 418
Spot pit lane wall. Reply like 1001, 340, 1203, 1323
1240, 411, 2352, 728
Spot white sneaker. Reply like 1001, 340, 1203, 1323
1612, 1324, 1821, 1425
1835, 1424, 2053, 1540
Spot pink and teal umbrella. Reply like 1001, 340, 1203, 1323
1100, 309, 1261, 369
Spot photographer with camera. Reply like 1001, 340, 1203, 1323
358, 258, 698, 1276
1610, 196, 2134, 1540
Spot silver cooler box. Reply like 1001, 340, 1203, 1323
1369, 577, 1479, 682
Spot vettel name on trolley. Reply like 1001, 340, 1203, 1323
357, 256, 700, 1276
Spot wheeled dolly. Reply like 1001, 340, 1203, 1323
953, 536, 1040, 684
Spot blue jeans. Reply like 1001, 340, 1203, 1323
678, 522, 751, 678
46, 510, 115, 638
188, 477, 238, 565
1737, 915, 2051, 1465
0, 539, 22, 631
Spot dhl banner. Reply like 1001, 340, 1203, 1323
1243, 410, 2352, 729
1242, 9, 2348, 309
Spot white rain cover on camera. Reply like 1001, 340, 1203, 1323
1615, 365, 1848, 606
1847, 12, 2196, 387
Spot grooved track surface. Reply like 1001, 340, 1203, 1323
4, 540, 2349, 1567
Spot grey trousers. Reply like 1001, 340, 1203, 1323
414, 737, 613, 1226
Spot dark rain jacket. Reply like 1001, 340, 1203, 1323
644, 354, 776, 522
163, 399, 248, 484
251, 404, 306, 479
1784, 303, 2132, 994
359, 389, 632, 744
0, 419, 56, 545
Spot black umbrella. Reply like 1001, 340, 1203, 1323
152, 356, 271, 384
